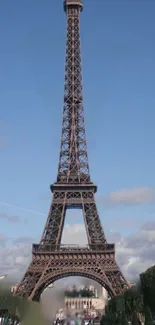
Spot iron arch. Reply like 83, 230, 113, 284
33, 269, 115, 301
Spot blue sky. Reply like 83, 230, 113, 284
0, 0, 155, 246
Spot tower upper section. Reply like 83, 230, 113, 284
64, 0, 83, 12
55, 0, 92, 185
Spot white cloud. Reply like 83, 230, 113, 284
0, 212, 20, 223
40, 187, 155, 207
103, 187, 155, 206
112, 222, 155, 280
61, 224, 88, 246
0, 233, 7, 247
0, 221, 155, 284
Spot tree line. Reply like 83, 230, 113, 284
100, 265, 155, 325
65, 288, 95, 298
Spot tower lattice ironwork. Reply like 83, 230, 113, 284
15, 0, 130, 301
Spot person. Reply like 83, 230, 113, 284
70, 319, 75, 325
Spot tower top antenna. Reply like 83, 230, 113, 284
64, 0, 83, 12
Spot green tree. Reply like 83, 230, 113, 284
123, 284, 144, 322
101, 309, 117, 325
101, 265, 155, 325
140, 265, 155, 315
120, 311, 128, 325
80, 289, 94, 298
65, 288, 94, 298
0, 282, 46, 325
144, 306, 153, 325
132, 311, 140, 325
101, 284, 144, 325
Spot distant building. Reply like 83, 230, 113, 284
88, 285, 95, 292
65, 297, 107, 311
97, 286, 109, 302
94, 288, 97, 298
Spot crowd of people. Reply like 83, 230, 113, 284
53, 314, 95, 325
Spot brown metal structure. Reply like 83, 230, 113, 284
15, 0, 129, 301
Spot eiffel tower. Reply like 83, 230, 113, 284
15, 0, 129, 301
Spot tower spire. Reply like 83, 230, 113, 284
57, 0, 89, 184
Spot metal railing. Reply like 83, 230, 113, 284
32, 243, 115, 253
